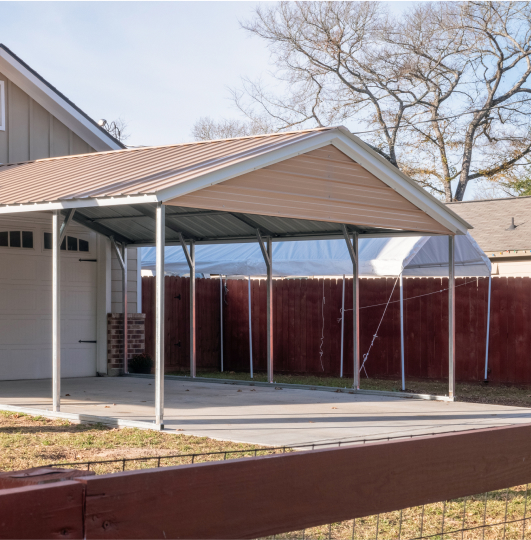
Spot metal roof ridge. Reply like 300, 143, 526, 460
0, 126, 339, 168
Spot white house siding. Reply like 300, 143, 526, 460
491, 258, 531, 277
0, 70, 95, 164
111, 248, 141, 314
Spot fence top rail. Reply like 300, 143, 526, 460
73, 422, 531, 539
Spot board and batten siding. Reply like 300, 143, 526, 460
111, 248, 141, 314
166, 145, 450, 235
0, 71, 95, 164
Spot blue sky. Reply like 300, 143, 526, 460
1, 2, 272, 146
1, 2, 413, 147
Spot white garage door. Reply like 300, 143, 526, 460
0, 215, 97, 380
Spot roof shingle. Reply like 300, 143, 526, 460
447, 197, 531, 252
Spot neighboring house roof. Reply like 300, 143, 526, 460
447, 197, 531, 252
0, 126, 470, 238
0, 44, 125, 151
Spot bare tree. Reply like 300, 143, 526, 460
97, 118, 129, 143
191, 116, 273, 141
236, 1, 531, 201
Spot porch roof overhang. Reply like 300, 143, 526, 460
0, 127, 471, 245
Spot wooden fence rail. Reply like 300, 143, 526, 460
142, 276, 530, 384
4, 424, 531, 539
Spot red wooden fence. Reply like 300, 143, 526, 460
5, 424, 531, 538
142, 276, 529, 384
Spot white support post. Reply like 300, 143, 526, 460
342, 225, 359, 389
178, 234, 196, 378
340, 275, 345, 378
449, 235, 456, 399
220, 275, 224, 372
155, 203, 165, 427
484, 275, 492, 381
122, 245, 128, 373
400, 273, 405, 391
353, 233, 359, 390
257, 230, 273, 383
248, 276, 253, 379
52, 211, 61, 412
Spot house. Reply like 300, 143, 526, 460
448, 197, 531, 277
0, 45, 142, 380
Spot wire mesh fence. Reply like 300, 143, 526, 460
47, 425, 518, 476
48, 446, 292, 475
257, 485, 531, 540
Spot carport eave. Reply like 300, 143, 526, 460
0, 200, 457, 245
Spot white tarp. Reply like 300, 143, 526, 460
142, 232, 490, 278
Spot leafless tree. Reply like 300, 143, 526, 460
98, 118, 129, 143
191, 116, 273, 141
236, 1, 531, 201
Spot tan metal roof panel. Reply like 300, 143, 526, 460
0, 129, 332, 205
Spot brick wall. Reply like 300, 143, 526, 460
107, 313, 146, 376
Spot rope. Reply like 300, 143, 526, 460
358, 275, 400, 378
338, 277, 475, 320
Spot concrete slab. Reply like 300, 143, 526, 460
1, 377, 531, 447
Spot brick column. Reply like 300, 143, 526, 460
107, 313, 146, 376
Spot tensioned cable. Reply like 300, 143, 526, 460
338, 277, 476, 318
319, 280, 326, 371
359, 275, 401, 377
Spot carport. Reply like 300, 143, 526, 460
0, 126, 470, 429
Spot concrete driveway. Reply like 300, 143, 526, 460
1, 376, 531, 447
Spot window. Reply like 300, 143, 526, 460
0, 81, 4, 132
44, 233, 88, 252
0, 230, 33, 249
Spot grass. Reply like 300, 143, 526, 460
0, 410, 273, 473
166, 370, 531, 408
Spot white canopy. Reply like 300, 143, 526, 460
141, 233, 490, 278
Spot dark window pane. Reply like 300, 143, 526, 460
10, 231, 20, 248
67, 236, 77, 251
22, 231, 33, 249
0, 232, 8, 247
79, 239, 89, 252
60, 237, 66, 251
44, 232, 52, 250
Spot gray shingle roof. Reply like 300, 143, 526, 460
447, 197, 531, 252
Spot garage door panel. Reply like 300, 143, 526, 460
62, 347, 97, 378
0, 348, 51, 380
64, 259, 97, 284
0, 286, 38, 313
0, 221, 98, 381
63, 317, 96, 345
62, 289, 96, 314
0, 318, 38, 345
4, 255, 37, 281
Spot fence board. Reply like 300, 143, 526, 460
0, 481, 84, 539
142, 275, 531, 384
80, 424, 531, 539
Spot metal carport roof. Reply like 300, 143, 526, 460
0, 126, 471, 243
